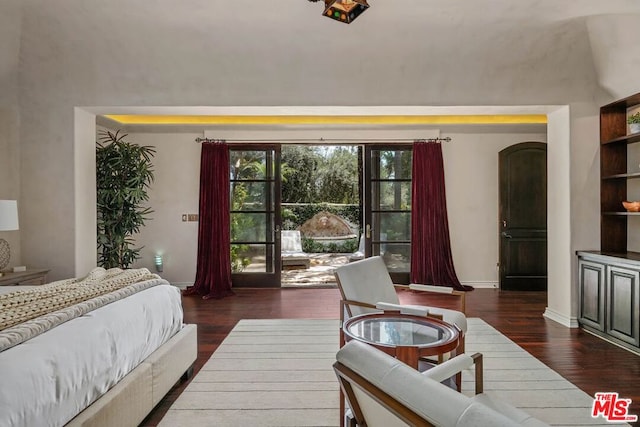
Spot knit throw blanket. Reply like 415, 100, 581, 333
0, 267, 165, 352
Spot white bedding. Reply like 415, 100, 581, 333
0, 282, 184, 427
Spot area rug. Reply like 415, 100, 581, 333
159, 318, 627, 426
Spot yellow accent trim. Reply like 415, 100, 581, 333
104, 114, 547, 126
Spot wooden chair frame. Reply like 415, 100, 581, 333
335, 361, 436, 427
394, 284, 467, 314
334, 351, 483, 427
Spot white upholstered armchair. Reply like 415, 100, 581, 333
333, 256, 468, 336
335, 340, 550, 427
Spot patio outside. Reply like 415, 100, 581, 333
281, 253, 350, 287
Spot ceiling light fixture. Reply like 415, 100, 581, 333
309, 0, 370, 24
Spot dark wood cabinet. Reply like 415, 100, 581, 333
578, 258, 605, 332
606, 265, 639, 347
577, 251, 640, 352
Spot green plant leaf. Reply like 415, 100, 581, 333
96, 130, 156, 269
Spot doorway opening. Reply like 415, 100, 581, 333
280, 144, 361, 287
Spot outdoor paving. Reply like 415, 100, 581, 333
281, 253, 350, 287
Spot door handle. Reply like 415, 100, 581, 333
501, 231, 513, 239
365, 224, 371, 239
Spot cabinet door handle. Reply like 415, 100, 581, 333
501, 232, 513, 238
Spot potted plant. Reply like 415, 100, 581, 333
96, 130, 156, 269
628, 112, 640, 134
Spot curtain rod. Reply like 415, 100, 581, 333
194, 137, 452, 144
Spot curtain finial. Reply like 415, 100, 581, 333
414, 137, 452, 144
195, 138, 227, 144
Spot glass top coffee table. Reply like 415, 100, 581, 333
342, 312, 462, 369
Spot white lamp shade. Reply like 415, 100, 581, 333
0, 200, 19, 231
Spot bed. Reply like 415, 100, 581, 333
0, 267, 198, 427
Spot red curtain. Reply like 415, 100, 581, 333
410, 141, 473, 291
183, 141, 234, 299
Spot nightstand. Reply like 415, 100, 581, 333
0, 269, 50, 286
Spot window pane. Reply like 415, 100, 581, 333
373, 243, 411, 272
373, 212, 411, 241
232, 244, 273, 273
371, 150, 413, 180
230, 151, 270, 180
372, 181, 411, 210
231, 213, 270, 242
231, 181, 273, 211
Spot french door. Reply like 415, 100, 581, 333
230, 146, 282, 287
229, 143, 413, 287
364, 146, 413, 284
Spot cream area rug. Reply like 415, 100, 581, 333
159, 318, 628, 427
159, 319, 340, 426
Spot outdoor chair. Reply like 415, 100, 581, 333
348, 234, 365, 262
335, 340, 550, 427
281, 230, 310, 269
334, 256, 467, 336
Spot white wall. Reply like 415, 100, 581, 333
567, 104, 601, 322
0, 0, 21, 107
0, 1, 22, 268
587, 14, 640, 100
74, 109, 97, 276
545, 107, 574, 326
0, 109, 21, 268
442, 130, 547, 288
127, 133, 202, 284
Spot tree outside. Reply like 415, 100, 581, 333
281, 145, 359, 205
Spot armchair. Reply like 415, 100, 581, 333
334, 256, 467, 336
335, 340, 550, 427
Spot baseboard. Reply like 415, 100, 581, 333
581, 327, 640, 356
543, 307, 579, 328
170, 282, 192, 289
173, 280, 497, 289
171, 280, 498, 289
461, 281, 498, 289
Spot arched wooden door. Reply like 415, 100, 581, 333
499, 142, 547, 291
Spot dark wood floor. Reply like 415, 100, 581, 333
142, 287, 640, 426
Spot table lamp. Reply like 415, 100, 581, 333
0, 200, 19, 273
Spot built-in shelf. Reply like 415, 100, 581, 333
603, 211, 640, 216
602, 172, 640, 180
599, 91, 640, 253
601, 132, 640, 145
